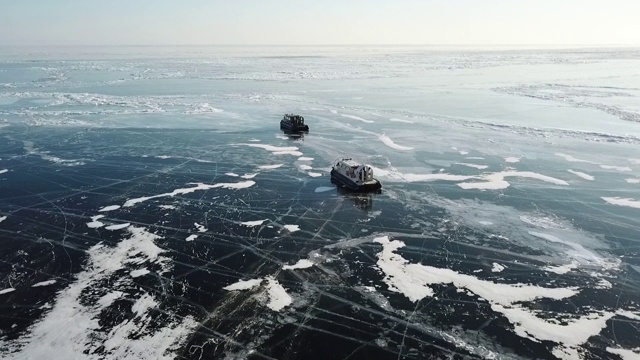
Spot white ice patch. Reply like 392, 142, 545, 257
389, 118, 414, 124
32, 280, 56, 287
477, 220, 493, 226
158, 205, 176, 210
299, 164, 313, 170
234, 143, 303, 156
298, 157, 314, 161
602, 197, 640, 209
258, 164, 283, 170
459, 150, 469, 155
186, 103, 223, 114
2, 226, 196, 359
194, 222, 207, 233
567, 170, 594, 181
374, 236, 576, 303
543, 262, 578, 275
224, 278, 262, 291
341, 114, 374, 123
225, 172, 239, 177
87, 215, 106, 229
491, 263, 505, 273
99, 205, 121, 212
105, 223, 130, 231
504, 157, 520, 163
241, 173, 257, 179
283, 225, 300, 232
130, 269, 150, 278
600, 164, 632, 172
625, 178, 640, 184
456, 163, 488, 169
308, 172, 322, 177
529, 232, 612, 268
403, 173, 475, 182
0, 288, 16, 295
458, 171, 569, 190
606, 347, 640, 360
555, 153, 596, 164
0, 215, 7, 223
240, 219, 266, 227
185, 234, 198, 242
0, 169, 7, 174
283, 259, 314, 270
123, 181, 255, 207
265, 277, 292, 311
378, 134, 413, 151
315, 186, 334, 193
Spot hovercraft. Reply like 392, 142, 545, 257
330, 157, 382, 192
280, 114, 309, 132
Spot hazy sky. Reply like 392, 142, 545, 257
1, 0, 638, 46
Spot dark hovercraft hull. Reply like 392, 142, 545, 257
280, 120, 309, 132
330, 169, 381, 192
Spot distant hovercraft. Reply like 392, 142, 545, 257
280, 114, 309, 132
330, 157, 382, 192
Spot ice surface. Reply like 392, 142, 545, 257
2, 46, 640, 360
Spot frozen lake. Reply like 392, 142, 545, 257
0, 46, 639, 360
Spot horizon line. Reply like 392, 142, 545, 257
1, 43, 639, 48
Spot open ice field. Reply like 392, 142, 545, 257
0, 46, 639, 359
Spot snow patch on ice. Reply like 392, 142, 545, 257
240, 219, 266, 227
130, 269, 150, 278
341, 114, 374, 123
378, 134, 413, 151
0, 288, 16, 295
567, 170, 594, 181
185, 234, 198, 242
234, 143, 303, 156
225, 172, 239, 177
308, 171, 322, 177
283, 259, 314, 270
389, 118, 414, 124
224, 278, 262, 291
265, 277, 292, 311
105, 223, 130, 231
491, 263, 505, 273
159, 205, 176, 210
543, 262, 578, 275
298, 157, 314, 161
284, 224, 300, 232
625, 178, 640, 184
87, 215, 105, 229
241, 173, 257, 179
600, 164, 632, 172
0, 216, 6, 223
258, 164, 283, 170
606, 347, 640, 360
123, 181, 255, 207
32, 280, 57, 287
458, 171, 568, 190
0, 169, 7, 174
456, 163, 488, 169
315, 186, 334, 193
602, 197, 640, 209
555, 153, 596, 164
504, 157, 520, 163
299, 164, 313, 170
99, 205, 121, 212
194, 222, 207, 233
